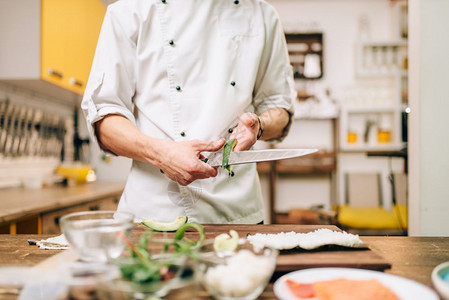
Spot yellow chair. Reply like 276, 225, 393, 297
316, 173, 408, 235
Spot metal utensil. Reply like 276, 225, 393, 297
10, 106, 27, 157
205, 148, 318, 167
3, 104, 19, 157
28, 110, 42, 156
19, 108, 35, 156
0, 100, 9, 153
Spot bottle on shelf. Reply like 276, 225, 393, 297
364, 118, 378, 146
347, 131, 358, 144
377, 115, 392, 144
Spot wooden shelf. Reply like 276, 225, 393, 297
257, 152, 336, 175
340, 143, 404, 152
343, 106, 399, 114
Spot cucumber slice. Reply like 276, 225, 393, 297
141, 216, 188, 232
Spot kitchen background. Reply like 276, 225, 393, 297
0, 0, 448, 236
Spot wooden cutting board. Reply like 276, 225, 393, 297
134, 224, 391, 273
220, 224, 391, 273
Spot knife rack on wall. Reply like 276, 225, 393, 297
0, 98, 67, 159
0, 98, 71, 188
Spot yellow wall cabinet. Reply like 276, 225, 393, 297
0, 0, 106, 100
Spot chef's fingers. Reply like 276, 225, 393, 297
172, 161, 218, 186
165, 166, 217, 186
157, 139, 222, 185
231, 113, 259, 151
240, 112, 259, 130
191, 138, 225, 152
231, 112, 258, 138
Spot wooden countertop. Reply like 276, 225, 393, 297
0, 181, 124, 223
1, 225, 448, 299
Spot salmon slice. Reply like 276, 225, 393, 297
286, 278, 400, 300
286, 279, 315, 298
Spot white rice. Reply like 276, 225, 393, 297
247, 228, 363, 250
203, 249, 274, 297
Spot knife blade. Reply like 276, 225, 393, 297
205, 148, 318, 167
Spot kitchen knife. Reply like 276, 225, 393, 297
11, 106, 27, 157
205, 148, 318, 167
0, 99, 9, 153
4, 104, 19, 156
20, 108, 35, 156
0, 102, 13, 155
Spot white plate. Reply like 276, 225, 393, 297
274, 268, 439, 300
432, 261, 449, 299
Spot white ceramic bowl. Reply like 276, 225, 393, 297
60, 210, 134, 262
432, 261, 449, 300
196, 239, 278, 300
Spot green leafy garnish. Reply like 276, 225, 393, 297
117, 222, 205, 285
222, 138, 237, 176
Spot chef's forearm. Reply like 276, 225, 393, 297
95, 114, 223, 185
94, 114, 162, 165
258, 108, 291, 141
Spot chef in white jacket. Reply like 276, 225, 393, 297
81, 0, 295, 224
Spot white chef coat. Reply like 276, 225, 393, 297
81, 0, 295, 224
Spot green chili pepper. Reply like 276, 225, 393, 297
222, 138, 237, 176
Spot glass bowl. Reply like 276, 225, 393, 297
60, 210, 134, 262
96, 258, 197, 300
196, 238, 278, 300
96, 237, 198, 300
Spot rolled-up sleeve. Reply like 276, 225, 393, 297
253, 3, 296, 141
81, 5, 137, 153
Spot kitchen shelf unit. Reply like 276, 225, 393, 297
355, 40, 408, 77
258, 116, 339, 224
340, 38, 408, 153
339, 106, 403, 152
258, 152, 337, 224
285, 33, 324, 80
0, 0, 106, 101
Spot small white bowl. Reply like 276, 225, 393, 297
432, 261, 449, 300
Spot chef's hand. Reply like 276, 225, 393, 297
157, 138, 225, 186
231, 112, 261, 151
